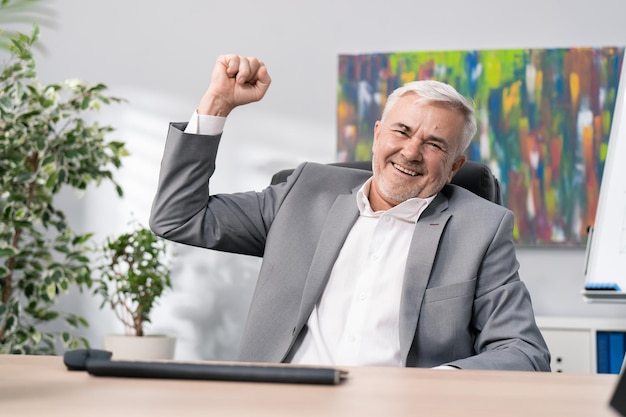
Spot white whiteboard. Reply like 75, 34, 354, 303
584, 59, 626, 303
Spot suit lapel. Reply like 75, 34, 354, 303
399, 193, 451, 360
296, 191, 360, 327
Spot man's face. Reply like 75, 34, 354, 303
370, 93, 467, 211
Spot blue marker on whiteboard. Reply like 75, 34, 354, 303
585, 282, 621, 291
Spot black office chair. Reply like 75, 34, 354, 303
271, 160, 502, 205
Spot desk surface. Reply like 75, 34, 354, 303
0, 354, 620, 417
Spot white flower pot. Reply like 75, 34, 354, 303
103, 334, 176, 360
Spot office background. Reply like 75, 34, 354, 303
29, 0, 626, 360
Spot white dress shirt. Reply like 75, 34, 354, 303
290, 181, 433, 366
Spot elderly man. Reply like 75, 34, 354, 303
150, 55, 550, 371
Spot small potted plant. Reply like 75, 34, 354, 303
93, 225, 175, 360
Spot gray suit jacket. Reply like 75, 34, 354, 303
150, 123, 551, 371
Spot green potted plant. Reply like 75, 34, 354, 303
93, 225, 175, 360
0, 26, 128, 354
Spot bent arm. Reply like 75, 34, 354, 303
448, 211, 551, 371
150, 54, 275, 254
149, 123, 280, 256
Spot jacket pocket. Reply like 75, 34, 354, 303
423, 279, 477, 304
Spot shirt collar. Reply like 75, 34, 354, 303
356, 178, 435, 223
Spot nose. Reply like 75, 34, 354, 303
400, 138, 423, 162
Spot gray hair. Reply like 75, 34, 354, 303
381, 80, 477, 153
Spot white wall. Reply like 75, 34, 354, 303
32, 0, 626, 360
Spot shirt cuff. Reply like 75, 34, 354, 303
184, 110, 227, 135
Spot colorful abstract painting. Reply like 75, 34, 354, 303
337, 47, 624, 246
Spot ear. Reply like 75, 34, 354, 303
447, 155, 466, 183
372, 120, 381, 152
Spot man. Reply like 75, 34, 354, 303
150, 55, 551, 371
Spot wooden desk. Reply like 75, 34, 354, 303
0, 354, 620, 417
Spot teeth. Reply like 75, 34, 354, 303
393, 163, 417, 176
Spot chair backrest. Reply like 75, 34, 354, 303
270, 160, 502, 205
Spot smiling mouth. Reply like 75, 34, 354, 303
392, 163, 419, 176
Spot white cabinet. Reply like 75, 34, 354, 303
540, 328, 592, 373
536, 317, 626, 374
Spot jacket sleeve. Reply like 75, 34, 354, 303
149, 122, 291, 257
446, 210, 551, 371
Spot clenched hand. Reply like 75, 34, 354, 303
197, 54, 272, 117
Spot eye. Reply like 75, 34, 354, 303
427, 141, 448, 152
428, 141, 442, 150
